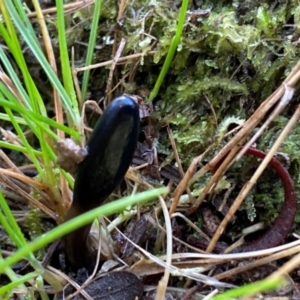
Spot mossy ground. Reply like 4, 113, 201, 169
2, 0, 300, 298
72, 0, 300, 227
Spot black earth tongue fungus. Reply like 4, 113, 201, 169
63, 96, 140, 271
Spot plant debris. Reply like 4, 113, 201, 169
1, 0, 300, 299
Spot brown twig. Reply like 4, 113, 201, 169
75, 51, 156, 72
190, 145, 241, 213
169, 146, 212, 215
206, 147, 297, 253
105, 38, 126, 104
189, 58, 300, 214
27, 0, 95, 18
215, 244, 300, 281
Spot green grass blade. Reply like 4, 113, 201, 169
0, 271, 38, 295
0, 112, 26, 124
81, 0, 103, 101
0, 193, 41, 271
0, 252, 28, 295
2, 105, 42, 174
0, 187, 167, 270
5, 0, 81, 127
0, 2, 42, 111
0, 43, 31, 108
0, 141, 42, 156
56, 1, 79, 120
212, 277, 286, 300
148, 0, 189, 102
0, 96, 79, 139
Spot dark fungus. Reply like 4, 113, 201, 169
72, 271, 144, 300
188, 147, 297, 253
63, 96, 140, 270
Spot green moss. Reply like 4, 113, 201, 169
26, 208, 45, 259
43, 0, 300, 230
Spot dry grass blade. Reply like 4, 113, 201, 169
1, 1, 300, 298
0, 171, 55, 218
105, 38, 126, 104
190, 59, 300, 213
129, 233, 235, 288
171, 212, 210, 241
0, 168, 45, 190
66, 238, 102, 300
216, 243, 300, 281
206, 102, 300, 253
155, 194, 172, 300
180, 58, 300, 256
169, 146, 212, 215
191, 145, 241, 213
236, 84, 295, 160
27, 0, 95, 18
0, 69, 27, 106
74, 51, 156, 72
32, 0, 63, 138
269, 252, 300, 280
0, 149, 23, 174
31, 0, 72, 214
159, 240, 300, 260
46, 265, 93, 299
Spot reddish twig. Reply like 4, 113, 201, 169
188, 147, 297, 253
